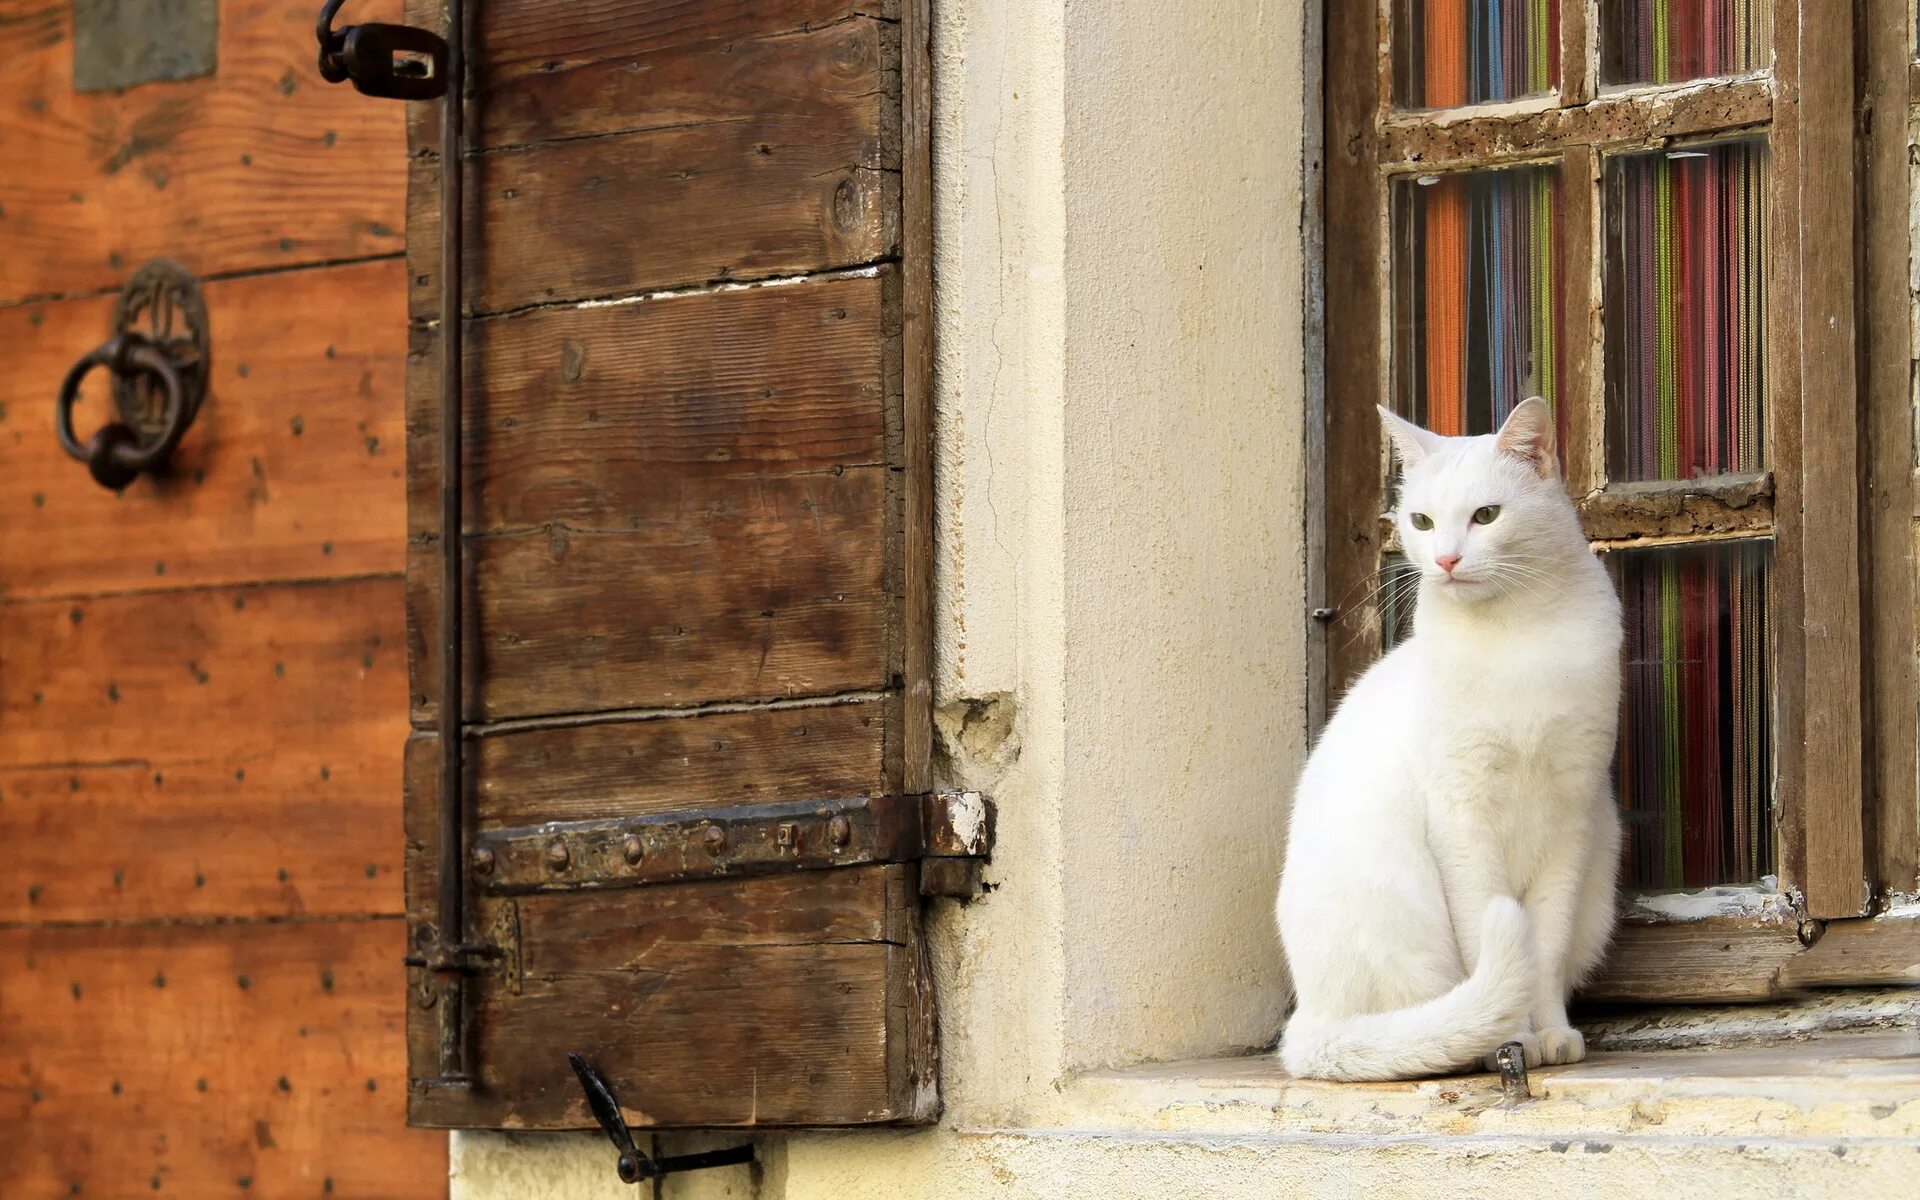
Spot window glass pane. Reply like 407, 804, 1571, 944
1600, 0, 1772, 86
1605, 140, 1768, 483
1392, 165, 1564, 446
1614, 540, 1773, 890
1395, 0, 1559, 107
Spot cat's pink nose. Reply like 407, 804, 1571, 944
1435, 553, 1462, 574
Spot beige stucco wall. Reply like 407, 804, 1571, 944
450, 1, 1920, 1196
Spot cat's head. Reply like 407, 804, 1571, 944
1378, 397, 1573, 604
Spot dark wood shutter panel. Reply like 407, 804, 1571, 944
401, 0, 942, 1129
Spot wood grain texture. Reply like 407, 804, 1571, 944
0, 919, 446, 1197
0, 754, 401, 924
1579, 920, 1806, 1003
0, 577, 405, 771
1764, 0, 1811, 913
0, 576, 407, 922
899, 0, 933, 794
0, 0, 406, 305
471, 8, 898, 153
1321, 0, 1386, 698
400, 0, 926, 1127
0, 258, 408, 600
406, 270, 896, 530
1790, 0, 1868, 917
1778, 916, 1920, 988
406, 700, 890, 833
1558, 143, 1600, 498
404, 866, 932, 1128
1860, 0, 1918, 901
1377, 76, 1770, 172
1577, 473, 1774, 543
406, 468, 891, 723
407, 107, 898, 317
403, 0, 896, 148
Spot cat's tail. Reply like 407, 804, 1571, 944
1279, 898, 1534, 1082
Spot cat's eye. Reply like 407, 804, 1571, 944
1408, 512, 1434, 531
1472, 505, 1501, 525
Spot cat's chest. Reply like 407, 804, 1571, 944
1416, 638, 1617, 768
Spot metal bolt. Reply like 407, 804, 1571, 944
1798, 919, 1825, 947
622, 834, 643, 865
828, 815, 852, 848
471, 845, 495, 875
702, 826, 727, 855
545, 839, 570, 871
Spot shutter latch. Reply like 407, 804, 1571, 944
567, 1054, 755, 1183
314, 0, 449, 100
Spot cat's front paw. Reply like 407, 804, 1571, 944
1481, 1030, 1541, 1072
1534, 1025, 1585, 1066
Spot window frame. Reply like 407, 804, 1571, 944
1317, 0, 1920, 1002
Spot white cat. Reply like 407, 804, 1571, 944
1276, 398, 1622, 1081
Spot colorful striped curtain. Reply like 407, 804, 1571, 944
1611, 141, 1767, 482
1395, 166, 1563, 450
1617, 541, 1772, 888
1604, 0, 1771, 84
1400, 0, 1560, 106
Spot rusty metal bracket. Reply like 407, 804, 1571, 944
467, 790, 995, 897
920, 789, 993, 898
471, 796, 922, 894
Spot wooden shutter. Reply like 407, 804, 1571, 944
401, 0, 948, 1128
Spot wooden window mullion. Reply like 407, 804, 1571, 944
1863, 0, 1918, 902
1561, 141, 1602, 496
1785, 0, 1868, 918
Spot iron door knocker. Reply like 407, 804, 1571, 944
53, 260, 209, 491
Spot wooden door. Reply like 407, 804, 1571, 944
0, 3, 446, 1195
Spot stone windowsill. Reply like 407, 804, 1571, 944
1064, 1022, 1920, 1147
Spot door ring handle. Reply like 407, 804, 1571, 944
55, 333, 191, 491
50, 259, 210, 492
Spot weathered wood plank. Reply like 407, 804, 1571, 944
1778, 916, 1920, 988
1577, 473, 1774, 543
1861, 0, 1919, 902
1378, 76, 1771, 172
407, 111, 898, 317
0, 919, 445, 1197
899, 0, 933, 794
0, 0, 405, 305
1792, 0, 1868, 917
473, 10, 898, 154
405, 700, 890, 833
1579, 920, 1806, 1003
404, 866, 931, 1128
0, 754, 400, 924
0, 577, 406, 771
1557, 144, 1600, 498
406, 469, 891, 723
1321, 0, 1387, 697
406, 271, 894, 531
0, 259, 408, 600
1765, 0, 1810, 913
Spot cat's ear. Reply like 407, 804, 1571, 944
1495, 397, 1557, 480
1377, 406, 1445, 468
